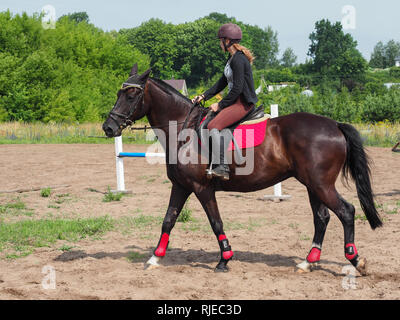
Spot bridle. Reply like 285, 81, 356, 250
109, 79, 207, 133
109, 82, 145, 130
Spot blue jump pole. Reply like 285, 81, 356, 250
118, 152, 146, 158
118, 152, 166, 158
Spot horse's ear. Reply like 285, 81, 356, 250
130, 63, 138, 76
139, 68, 151, 81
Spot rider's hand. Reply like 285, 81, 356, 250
191, 95, 204, 104
210, 103, 220, 113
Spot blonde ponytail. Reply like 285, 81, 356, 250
232, 43, 255, 65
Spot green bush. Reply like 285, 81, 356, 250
389, 67, 400, 80
0, 11, 150, 123
362, 89, 400, 122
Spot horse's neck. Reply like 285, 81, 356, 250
145, 80, 193, 151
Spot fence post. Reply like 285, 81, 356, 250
114, 136, 126, 193
271, 104, 282, 198
264, 104, 291, 202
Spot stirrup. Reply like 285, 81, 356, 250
206, 164, 230, 181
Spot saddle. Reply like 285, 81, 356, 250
198, 105, 271, 152
227, 105, 266, 131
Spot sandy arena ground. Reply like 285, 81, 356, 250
0, 144, 399, 300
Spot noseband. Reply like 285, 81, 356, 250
109, 83, 145, 130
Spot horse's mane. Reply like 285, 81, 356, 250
149, 77, 208, 126
150, 78, 192, 105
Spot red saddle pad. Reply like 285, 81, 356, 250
199, 117, 269, 151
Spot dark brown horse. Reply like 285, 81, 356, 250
103, 64, 382, 275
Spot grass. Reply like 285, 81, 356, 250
118, 215, 163, 232
102, 187, 124, 202
58, 244, 75, 252
382, 202, 400, 215
355, 214, 368, 222
354, 122, 400, 147
177, 198, 193, 223
48, 204, 60, 209
0, 122, 152, 144
0, 198, 34, 218
0, 216, 114, 259
40, 187, 52, 198
126, 251, 147, 262
0, 121, 398, 147
299, 234, 311, 241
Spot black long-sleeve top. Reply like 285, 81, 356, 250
203, 51, 258, 109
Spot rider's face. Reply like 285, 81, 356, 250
219, 38, 226, 52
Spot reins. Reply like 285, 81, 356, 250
128, 100, 206, 132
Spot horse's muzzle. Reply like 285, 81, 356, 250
102, 121, 117, 138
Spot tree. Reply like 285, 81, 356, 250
174, 18, 226, 86
281, 47, 297, 67
121, 19, 178, 79
244, 24, 279, 69
0, 11, 150, 122
308, 19, 367, 87
121, 14, 280, 85
204, 12, 233, 24
58, 12, 89, 24
369, 41, 386, 68
370, 40, 400, 69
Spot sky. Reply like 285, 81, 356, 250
1, 0, 399, 63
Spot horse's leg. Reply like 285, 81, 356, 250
195, 188, 234, 272
310, 186, 367, 276
145, 183, 191, 269
297, 189, 330, 272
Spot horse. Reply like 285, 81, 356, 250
102, 64, 382, 275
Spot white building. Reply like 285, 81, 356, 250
301, 89, 314, 97
163, 79, 189, 97
395, 56, 400, 67
267, 82, 296, 92
384, 83, 400, 89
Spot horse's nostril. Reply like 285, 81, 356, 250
103, 126, 114, 137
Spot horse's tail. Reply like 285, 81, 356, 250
337, 122, 383, 230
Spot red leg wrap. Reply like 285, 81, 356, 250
307, 247, 321, 263
154, 233, 169, 257
218, 234, 233, 260
222, 250, 234, 260
345, 243, 358, 261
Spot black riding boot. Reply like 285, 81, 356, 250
209, 129, 230, 181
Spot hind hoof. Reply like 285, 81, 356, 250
214, 265, 229, 273
356, 257, 367, 276
214, 259, 230, 272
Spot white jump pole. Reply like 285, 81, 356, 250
264, 104, 291, 202
114, 136, 126, 193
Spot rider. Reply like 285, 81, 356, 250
192, 23, 258, 180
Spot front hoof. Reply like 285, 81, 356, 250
355, 257, 367, 276
296, 260, 319, 273
144, 255, 162, 270
214, 260, 230, 273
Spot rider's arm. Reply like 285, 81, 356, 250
202, 74, 227, 101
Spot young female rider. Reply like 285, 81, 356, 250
192, 23, 258, 180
